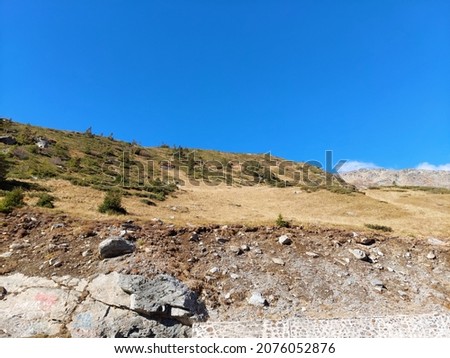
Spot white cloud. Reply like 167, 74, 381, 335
338, 160, 381, 173
416, 162, 450, 171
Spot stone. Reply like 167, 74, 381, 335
248, 292, 268, 307
358, 237, 375, 245
51, 223, 65, 231
305, 251, 319, 258
0, 135, 17, 145
229, 246, 243, 255
427, 251, 436, 260
0, 251, 12, 258
278, 235, 292, 245
427, 237, 446, 246
272, 257, 285, 266
81, 249, 92, 257
119, 274, 207, 325
209, 267, 220, 274
189, 232, 199, 242
230, 273, 240, 280
370, 278, 385, 288
349, 249, 367, 260
0, 286, 6, 300
216, 236, 229, 244
98, 237, 135, 259
240, 244, 250, 252
9, 242, 30, 250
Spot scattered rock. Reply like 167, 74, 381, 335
189, 232, 199, 242
51, 223, 65, 231
230, 273, 240, 280
240, 244, 250, 252
0, 252, 12, 258
98, 237, 136, 259
305, 251, 320, 258
0, 135, 17, 145
427, 251, 436, 260
248, 292, 268, 307
278, 235, 292, 245
216, 237, 229, 244
81, 249, 93, 257
271, 257, 285, 266
9, 242, 30, 250
349, 249, 367, 261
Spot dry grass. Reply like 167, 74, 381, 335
35, 179, 450, 238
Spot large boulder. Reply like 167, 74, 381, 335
98, 237, 135, 258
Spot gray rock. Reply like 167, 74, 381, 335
0, 286, 6, 300
427, 237, 446, 246
230, 273, 240, 280
248, 292, 268, 307
358, 237, 375, 245
349, 249, 367, 260
0, 251, 12, 258
427, 251, 436, 260
229, 246, 243, 255
278, 235, 292, 245
240, 244, 250, 252
99, 237, 135, 258
272, 257, 285, 266
9, 242, 30, 250
305, 251, 320, 258
118, 274, 207, 325
209, 267, 220, 274
370, 278, 385, 288
216, 236, 229, 244
81, 249, 92, 257
0, 135, 17, 145
189, 232, 199, 242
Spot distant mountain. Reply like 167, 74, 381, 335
340, 168, 450, 189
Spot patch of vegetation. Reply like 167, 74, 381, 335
140, 198, 156, 206
98, 190, 127, 215
275, 213, 290, 228
364, 223, 393, 232
36, 193, 55, 208
0, 188, 25, 213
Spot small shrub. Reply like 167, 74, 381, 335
364, 223, 393, 232
140, 199, 156, 206
275, 213, 290, 228
98, 190, 127, 215
36, 193, 55, 208
0, 188, 25, 213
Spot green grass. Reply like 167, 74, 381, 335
364, 223, 393, 232
98, 190, 127, 215
0, 188, 25, 213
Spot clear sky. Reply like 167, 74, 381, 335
1, 0, 449, 171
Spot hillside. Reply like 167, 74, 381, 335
341, 168, 450, 190
1, 119, 449, 338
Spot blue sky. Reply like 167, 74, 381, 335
1, 0, 449, 171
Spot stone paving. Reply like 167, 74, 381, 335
192, 313, 450, 338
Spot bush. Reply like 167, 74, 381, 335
364, 223, 393, 232
0, 188, 25, 213
0, 154, 10, 185
98, 190, 127, 215
36, 193, 55, 208
275, 213, 290, 228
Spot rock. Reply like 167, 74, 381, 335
216, 237, 229, 244
349, 249, 367, 260
370, 278, 385, 288
240, 244, 250, 252
0, 252, 12, 258
427, 251, 436, 260
209, 267, 220, 274
51, 223, 65, 231
404, 252, 412, 259
230, 273, 240, 280
358, 237, 375, 245
0, 286, 6, 300
305, 251, 319, 258
271, 257, 285, 266
189, 232, 199, 242
81, 249, 92, 257
118, 274, 207, 325
9, 242, 30, 250
99, 237, 136, 259
229, 246, 243, 255
278, 235, 292, 245
427, 237, 446, 246
0, 135, 17, 145
248, 292, 268, 307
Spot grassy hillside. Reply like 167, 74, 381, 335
0, 118, 354, 200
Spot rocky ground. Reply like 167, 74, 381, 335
341, 168, 450, 189
1, 208, 449, 334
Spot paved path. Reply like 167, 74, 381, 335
193, 313, 450, 338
